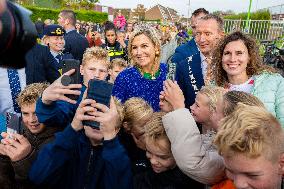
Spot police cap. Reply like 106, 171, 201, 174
43, 24, 65, 36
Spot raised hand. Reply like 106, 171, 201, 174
163, 80, 185, 110
92, 97, 120, 140
159, 91, 174, 113
71, 97, 97, 132
0, 133, 32, 162
41, 69, 82, 105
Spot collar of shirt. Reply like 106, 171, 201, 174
66, 28, 76, 33
50, 50, 59, 58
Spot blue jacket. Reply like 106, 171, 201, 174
35, 85, 86, 127
176, 53, 204, 108
29, 125, 133, 189
171, 38, 199, 64
25, 44, 60, 85
64, 30, 89, 62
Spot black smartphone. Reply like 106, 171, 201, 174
167, 62, 176, 81
83, 79, 114, 129
61, 59, 81, 100
6, 112, 21, 138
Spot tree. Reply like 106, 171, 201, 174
132, 4, 146, 21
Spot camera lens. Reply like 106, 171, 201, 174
0, 2, 37, 68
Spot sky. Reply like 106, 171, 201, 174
98, 0, 284, 17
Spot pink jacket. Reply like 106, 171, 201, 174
114, 15, 126, 29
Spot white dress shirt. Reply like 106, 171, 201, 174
200, 53, 208, 81
0, 68, 26, 115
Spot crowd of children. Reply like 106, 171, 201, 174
0, 7, 284, 189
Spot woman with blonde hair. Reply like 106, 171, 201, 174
211, 31, 284, 126
112, 24, 167, 111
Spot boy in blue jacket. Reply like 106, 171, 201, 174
29, 97, 133, 189
35, 46, 110, 127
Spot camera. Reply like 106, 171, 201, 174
0, 1, 37, 68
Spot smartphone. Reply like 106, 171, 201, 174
61, 59, 81, 100
167, 62, 176, 81
6, 112, 21, 139
83, 79, 114, 129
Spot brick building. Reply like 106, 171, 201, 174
265, 4, 284, 20
145, 4, 179, 24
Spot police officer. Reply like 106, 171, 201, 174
42, 24, 73, 75
101, 22, 128, 62
25, 43, 60, 85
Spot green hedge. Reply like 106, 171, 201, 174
224, 10, 271, 20
25, 6, 108, 23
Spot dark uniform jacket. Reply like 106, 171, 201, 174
176, 53, 204, 109
25, 44, 60, 85
63, 30, 89, 62
171, 38, 199, 64
0, 124, 61, 189
51, 52, 73, 75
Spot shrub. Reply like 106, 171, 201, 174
224, 10, 271, 20
25, 6, 108, 23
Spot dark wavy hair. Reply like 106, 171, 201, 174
211, 31, 276, 86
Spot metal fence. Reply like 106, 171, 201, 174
224, 19, 284, 41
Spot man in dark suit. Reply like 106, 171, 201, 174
171, 8, 209, 64
176, 14, 224, 108
57, 10, 89, 62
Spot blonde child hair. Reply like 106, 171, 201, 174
198, 86, 226, 113
17, 83, 49, 108
144, 112, 170, 152
123, 97, 153, 130
110, 58, 128, 70
214, 104, 284, 162
82, 46, 110, 68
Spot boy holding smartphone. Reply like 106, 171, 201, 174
35, 46, 110, 127
0, 83, 62, 189
29, 97, 132, 188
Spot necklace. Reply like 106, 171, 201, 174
136, 66, 160, 80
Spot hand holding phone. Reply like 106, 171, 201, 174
83, 79, 114, 129
166, 62, 176, 81
61, 59, 81, 100
41, 69, 82, 105
6, 112, 21, 139
91, 97, 120, 140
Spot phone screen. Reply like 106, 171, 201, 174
167, 62, 176, 81
83, 79, 113, 129
6, 112, 21, 138
61, 59, 81, 100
